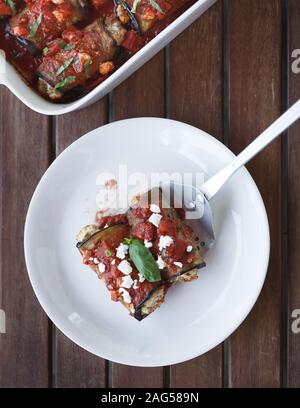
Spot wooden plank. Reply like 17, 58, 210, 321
0, 89, 50, 387
227, 0, 282, 387
111, 52, 165, 388
287, 0, 300, 389
168, 1, 224, 388
55, 100, 108, 388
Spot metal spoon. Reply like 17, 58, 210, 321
163, 99, 300, 251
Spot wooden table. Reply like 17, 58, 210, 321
0, 0, 300, 388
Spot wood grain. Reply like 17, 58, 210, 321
0, 89, 50, 387
168, 1, 224, 388
227, 0, 282, 387
54, 100, 108, 388
287, 0, 300, 389
111, 52, 165, 388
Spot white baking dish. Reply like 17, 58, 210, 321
0, 0, 217, 115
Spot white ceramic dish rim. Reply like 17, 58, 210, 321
0, 0, 217, 115
24, 118, 270, 366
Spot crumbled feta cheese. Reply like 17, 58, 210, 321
133, 279, 139, 289
186, 245, 193, 253
104, 224, 109, 228
174, 262, 183, 268
119, 288, 132, 304
150, 204, 161, 213
144, 239, 153, 248
98, 262, 106, 273
118, 260, 133, 275
158, 235, 174, 251
157, 255, 166, 270
121, 275, 133, 289
93, 258, 100, 264
116, 243, 129, 259
149, 213, 162, 228
89, 257, 94, 261
138, 273, 145, 283
111, 259, 116, 265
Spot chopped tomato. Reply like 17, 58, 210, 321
95, 240, 115, 259
0, 3, 12, 16
122, 30, 144, 53
167, 239, 187, 261
111, 289, 120, 302
132, 221, 155, 241
158, 218, 177, 237
96, 213, 128, 228
130, 206, 151, 220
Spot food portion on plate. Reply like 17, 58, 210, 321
76, 187, 205, 320
0, 0, 195, 102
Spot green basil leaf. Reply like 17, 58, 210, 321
54, 75, 76, 90
28, 13, 43, 40
42, 47, 49, 56
64, 44, 75, 51
129, 239, 161, 282
149, 0, 164, 14
55, 58, 74, 77
105, 249, 112, 257
58, 40, 65, 49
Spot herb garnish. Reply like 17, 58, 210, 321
73, 58, 80, 65
54, 75, 75, 90
64, 44, 75, 51
42, 47, 49, 55
149, 0, 164, 14
28, 13, 43, 40
125, 239, 161, 282
84, 58, 91, 78
5, 0, 16, 13
55, 58, 74, 77
105, 249, 112, 257
131, 0, 139, 13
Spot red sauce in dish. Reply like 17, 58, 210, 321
0, 0, 196, 103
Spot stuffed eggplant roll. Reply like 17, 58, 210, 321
77, 223, 171, 321
116, 0, 189, 33
37, 15, 126, 99
76, 188, 205, 321
127, 187, 206, 283
8, 0, 87, 54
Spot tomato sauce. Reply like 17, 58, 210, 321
0, 0, 196, 103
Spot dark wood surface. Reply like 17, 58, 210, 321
1, 0, 300, 388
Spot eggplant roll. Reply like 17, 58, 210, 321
37, 15, 126, 99
8, 0, 87, 53
76, 188, 205, 321
118, 0, 189, 33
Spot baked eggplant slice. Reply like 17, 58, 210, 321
77, 187, 206, 321
77, 223, 170, 321
123, 0, 189, 33
8, 0, 87, 54
37, 16, 126, 99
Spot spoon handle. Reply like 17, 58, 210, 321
203, 99, 300, 201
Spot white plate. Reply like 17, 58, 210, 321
24, 118, 270, 367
